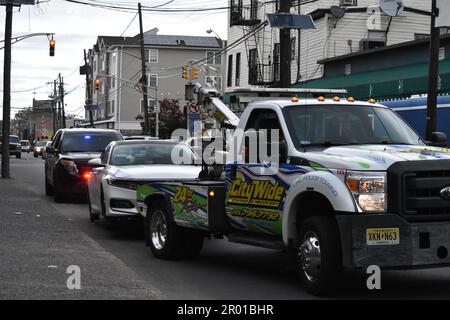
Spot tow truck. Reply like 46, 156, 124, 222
137, 84, 450, 295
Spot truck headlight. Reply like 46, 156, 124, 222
345, 171, 386, 212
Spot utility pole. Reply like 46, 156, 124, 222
279, 0, 292, 88
138, 2, 150, 135
57, 76, 62, 130
84, 49, 94, 127
1, 0, 13, 179
53, 80, 57, 133
426, 0, 440, 141
59, 73, 66, 128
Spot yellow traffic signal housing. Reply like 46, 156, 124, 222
94, 78, 100, 91
191, 67, 199, 80
49, 39, 55, 57
182, 65, 189, 80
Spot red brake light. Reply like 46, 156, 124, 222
82, 171, 92, 181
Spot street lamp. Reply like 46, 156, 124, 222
206, 29, 223, 42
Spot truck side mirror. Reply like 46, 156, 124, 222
46, 146, 56, 155
429, 132, 448, 148
88, 158, 103, 167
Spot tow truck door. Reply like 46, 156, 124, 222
226, 108, 289, 236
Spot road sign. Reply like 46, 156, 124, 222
436, 0, 450, 28
153, 103, 160, 113
0, 0, 35, 6
85, 104, 99, 111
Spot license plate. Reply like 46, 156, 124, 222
366, 228, 400, 246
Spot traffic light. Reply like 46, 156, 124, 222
94, 79, 100, 91
191, 67, 199, 80
49, 39, 55, 57
182, 65, 189, 80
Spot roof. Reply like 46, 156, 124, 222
318, 34, 450, 64
32, 99, 53, 110
59, 128, 120, 133
113, 139, 183, 146
254, 98, 387, 109
144, 34, 220, 48
96, 34, 221, 49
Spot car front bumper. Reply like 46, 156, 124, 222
337, 213, 450, 269
104, 183, 139, 218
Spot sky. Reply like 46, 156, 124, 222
0, 0, 228, 119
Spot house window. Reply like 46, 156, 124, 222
206, 76, 222, 91
273, 44, 280, 82
249, 48, 258, 84
290, 37, 296, 61
227, 55, 233, 87
250, 0, 258, 20
345, 64, 351, 76
108, 100, 115, 115
235, 52, 241, 87
439, 47, 445, 61
111, 52, 116, 64
101, 56, 106, 71
147, 74, 158, 88
207, 51, 222, 65
145, 49, 158, 63
140, 99, 157, 113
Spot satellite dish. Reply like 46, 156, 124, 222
330, 6, 346, 18
379, 0, 404, 17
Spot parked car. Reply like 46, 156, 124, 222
44, 128, 123, 202
20, 140, 31, 153
0, 135, 22, 159
33, 141, 48, 157
41, 141, 53, 159
123, 135, 159, 141
87, 140, 201, 223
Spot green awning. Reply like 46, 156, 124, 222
294, 60, 450, 100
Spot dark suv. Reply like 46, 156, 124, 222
0, 135, 22, 159
44, 129, 123, 202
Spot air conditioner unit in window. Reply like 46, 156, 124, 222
359, 39, 386, 51
340, 0, 357, 6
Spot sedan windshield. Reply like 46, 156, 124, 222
110, 143, 197, 166
284, 105, 424, 148
9, 136, 20, 144
36, 141, 47, 147
61, 132, 122, 153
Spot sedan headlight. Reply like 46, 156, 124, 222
346, 171, 386, 212
107, 178, 140, 190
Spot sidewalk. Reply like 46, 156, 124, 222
0, 177, 164, 300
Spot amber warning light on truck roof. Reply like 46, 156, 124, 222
291, 97, 299, 102
317, 96, 326, 102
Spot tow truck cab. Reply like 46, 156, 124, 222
137, 96, 450, 296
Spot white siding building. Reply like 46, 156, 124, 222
226, 0, 431, 92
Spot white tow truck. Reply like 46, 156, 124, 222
137, 84, 450, 295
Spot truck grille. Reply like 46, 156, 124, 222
388, 160, 450, 222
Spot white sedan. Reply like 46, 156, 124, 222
87, 140, 201, 223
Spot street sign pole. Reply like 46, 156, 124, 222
1, 0, 13, 179
426, 0, 440, 141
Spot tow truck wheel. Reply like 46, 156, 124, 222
297, 216, 342, 296
147, 200, 203, 260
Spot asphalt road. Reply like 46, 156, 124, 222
3, 153, 450, 299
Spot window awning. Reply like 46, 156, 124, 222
294, 60, 450, 100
